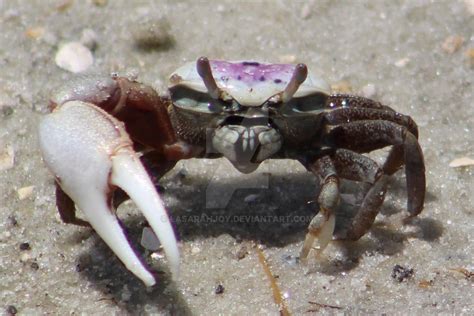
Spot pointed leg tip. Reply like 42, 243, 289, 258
299, 233, 315, 260
402, 213, 419, 225
407, 200, 424, 218
300, 213, 336, 259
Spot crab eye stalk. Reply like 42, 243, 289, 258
279, 63, 308, 103
196, 56, 222, 100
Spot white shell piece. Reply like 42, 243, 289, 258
169, 60, 330, 106
38, 101, 179, 286
55, 42, 94, 73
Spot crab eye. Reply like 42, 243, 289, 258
282, 93, 328, 114
174, 98, 223, 114
207, 100, 224, 113
171, 87, 224, 114
223, 100, 241, 112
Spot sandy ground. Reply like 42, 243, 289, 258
1, 0, 473, 315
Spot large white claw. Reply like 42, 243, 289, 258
38, 101, 179, 286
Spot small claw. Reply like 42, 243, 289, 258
39, 101, 179, 286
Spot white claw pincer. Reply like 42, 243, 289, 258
38, 101, 179, 286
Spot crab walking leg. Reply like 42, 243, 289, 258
326, 120, 425, 216
323, 105, 420, 177
38, 101, 179, 286
331, 149, 388, 240
300, 156, 338, 259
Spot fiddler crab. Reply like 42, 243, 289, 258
39, 57, 425, 286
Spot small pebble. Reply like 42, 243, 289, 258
464, 0, 474, 14
132, 18, 174, 50
25, 26, 45, 39
236, 245, 248, 260
449, 157, 474, 167
215, 284, 225, 295
8, 215, 18, 227
391, 264, 414, 282
19, 242, 31, 251
442, 35, 464, 54
1, 105, 14, 117
140, 226, 161, 251
418, 279, 433, 288
19, 252, 31, 262
30, 261, 39, 270
191, 246, 201, 254
17, 186, 34, 200
150, 252, 164, 260
0, 144, 15, 171
281, 254, 299, 266
55, 42, 94, 73
394, 57, 410, 68
6, 305, 17, 315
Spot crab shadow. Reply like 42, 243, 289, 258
167, 172, 319, 247
165, 169, 443, 274
313, 216, 443, 275
309, 175, 443, 275
74, 222, 192, 315
71, 167, 443, 310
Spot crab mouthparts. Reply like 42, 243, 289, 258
211, 120, 282, 173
